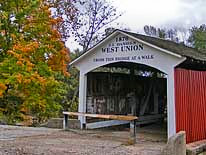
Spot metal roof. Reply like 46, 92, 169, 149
119, 30, 206, 61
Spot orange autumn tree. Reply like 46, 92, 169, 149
0, 0, 70, 123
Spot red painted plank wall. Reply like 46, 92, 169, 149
175, 68, 206, 143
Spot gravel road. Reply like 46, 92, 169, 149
0, 125, 166, 155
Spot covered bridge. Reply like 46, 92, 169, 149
70, 29, 206, 143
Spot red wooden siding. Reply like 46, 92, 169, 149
175, 68, 206, 143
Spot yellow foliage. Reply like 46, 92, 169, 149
0, 83, 7, 90
13, 42, 39, 54
0, 83, 7, 97
23, 79, 31, 84
48, 48, 70, 76
16, 60, 23, 66
16, 74, 23, 84
20, 104, 29, 113
51, 29, 61, 39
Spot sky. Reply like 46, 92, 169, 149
68, 0, 206, 51
110, 0, 206, 31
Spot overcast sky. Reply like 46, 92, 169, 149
110, 0, 206, 31
68, 0, 206, 51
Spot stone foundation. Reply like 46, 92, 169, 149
162, 131, 186, 155
47, 118, 80, 129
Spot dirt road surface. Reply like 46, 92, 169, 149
0, 125, 166, 155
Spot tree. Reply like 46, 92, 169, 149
143, 25, 192, 46
188, 24, 206, 51
143, 25, 180, 43
0, 0, 70, 124
157, 28, 167, 39
144, 25, 158, 37
63, 52, 80, 112
0, 0, 40, 55
52, 0, 121, 52
48, 0, 78, 42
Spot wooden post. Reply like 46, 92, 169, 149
63, 114, 68, 130
167, 69, 176, 138
130, 120, 136, 143
153, 86, 159, 114
140, 83, 153, 116
78, 72, 87, 129
131, 96, 137, 116
82, 123, 86, 129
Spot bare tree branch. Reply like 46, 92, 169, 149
50, 0, 121, 51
